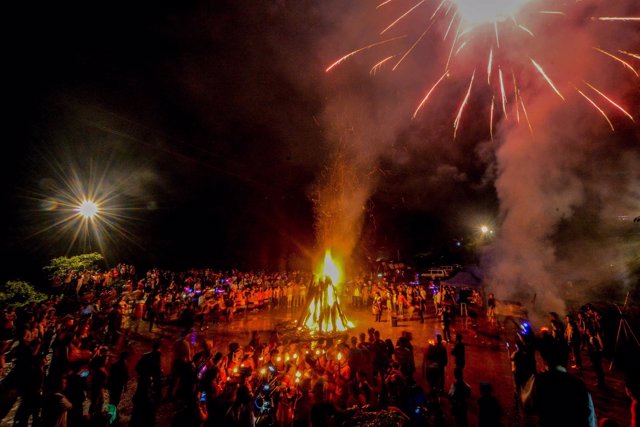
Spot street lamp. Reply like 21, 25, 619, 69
77, 200, 99, 219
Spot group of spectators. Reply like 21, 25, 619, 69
0, 262, 637, 427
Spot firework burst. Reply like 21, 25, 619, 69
326, 0, 639, 138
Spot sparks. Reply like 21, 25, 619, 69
530, 58, 565, 101
576, 88, 615, 131
593, 47, 639, 78
381, 0, 427, 35
499, 68, 508, 118
489, 95, 495, 141
325, 37, 405, 72
413, 71, 449, 119
453, 70, 475, 139
370, 55, 396, 75
583, 81, 635, 122
519, 92, 534, 135
593, 17, 640, 22
393, 21, 436, 70
487, 48, 493, 85
619, 50, 640, 61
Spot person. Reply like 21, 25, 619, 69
565, 315, 582, 370
587, 335, 605, 388
451, 333, 465, 379
223, 385, 255, 427
108, 351, 130, 408
423, 334, 448, 395
510, 341, 535, 401
524, 335, 596, 427
487, 293, 496, 325
478, 382, 503, 427
442, 305, 452, 343
41, 377, 72, 427
130, 340, 163, 427
448, 368, 471, 427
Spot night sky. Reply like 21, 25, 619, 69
4, 0, 637, 298
1, 0, 495, 283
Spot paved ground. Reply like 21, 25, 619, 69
1, 302, 632, 426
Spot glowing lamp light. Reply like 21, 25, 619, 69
77, 200, 99, 219
481, 225, 489, 234
337, 352, 343, 361
260, 368, 267, 375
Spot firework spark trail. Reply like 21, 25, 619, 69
594, 17, 640, 22
393, 21, 436, 70
487, 48, 493, 85
490, 95, 495, 141
576, 88, 615, 131
376, 0, 394, 9
412, 70, 449, 119
326, 0, 639, 136
445, 24, 461, 69
530, 58, 565, 100
444, 12, 459, 40
619, 50, 640, 60
518, 92, 533, 134
499, 68, 508, 118
370, 55, 397, 75
593, 48, 640, 77
583, 81, 635, 122
381, 0, 427, 35
453, 70, 475, 139
325, 36, 405, 72
455, 40, 468, 56
513, 71, 520, 123
518, 24, 534, 37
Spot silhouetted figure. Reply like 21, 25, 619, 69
478, 382, 503, 427
108, 351, 130, 408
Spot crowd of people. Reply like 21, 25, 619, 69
0, 262, 637, 427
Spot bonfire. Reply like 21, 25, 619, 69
297, 250, 353, 335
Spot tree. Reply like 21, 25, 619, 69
43, 252, 105, 279
0, 281, 47, 307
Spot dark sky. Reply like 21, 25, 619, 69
3, 0, 501, 282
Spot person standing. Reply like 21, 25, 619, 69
487, 293, 496, 325
442, 306, 453, 343
130, 340, 163, 427
565, 315, 583, 370
423, 334, 448, 395
449, 368, 471, 427
478, 382, 503, 427
108, 351, 130, 408
451, 333, 466, 379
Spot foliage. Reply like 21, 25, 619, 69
0, 280, 48, 307
43, 252, 105, 279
